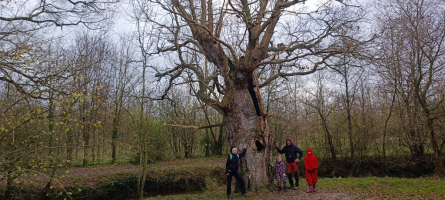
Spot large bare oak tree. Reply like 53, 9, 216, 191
133, 0, 369, 189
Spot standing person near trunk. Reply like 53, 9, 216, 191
305, 147, 319, 193
274, 154, 287, 192
226, 143, 249, 199
275, 137, 304, 190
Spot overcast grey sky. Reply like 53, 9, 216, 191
108, 0, 361, 38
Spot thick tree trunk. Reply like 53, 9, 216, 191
223, 73, 274, 190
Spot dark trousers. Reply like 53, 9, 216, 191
287, 172, 299, 187
227, 170, 246, 195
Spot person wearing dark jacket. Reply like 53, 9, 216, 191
275, 137, 303, 190
226, 143, 249, 199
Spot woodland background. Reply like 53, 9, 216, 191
1, 0, 445, 199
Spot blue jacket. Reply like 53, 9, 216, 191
276, 144, 303, 163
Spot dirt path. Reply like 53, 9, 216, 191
148, 187, 361, 200
256, 188, 361, 200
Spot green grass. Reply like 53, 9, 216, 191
4, 155, 443, 200
146, 177, 445, 200
145, 185, 268, 200
146, 186, 227, 200
321, 177, 445, 199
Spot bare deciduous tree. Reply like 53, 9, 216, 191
377, 0, 445, 174
132, 0, 369, 188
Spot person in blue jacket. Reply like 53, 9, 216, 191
275, 136, 304, 190
226, 143, 249, 199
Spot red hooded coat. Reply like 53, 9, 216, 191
304, 147, 318, 171
304, 147, 318, 185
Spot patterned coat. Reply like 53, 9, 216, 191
274, 160, 287, 186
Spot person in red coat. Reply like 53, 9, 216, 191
304, 147, 318, 193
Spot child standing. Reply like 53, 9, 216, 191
226, 143, 249, 199
304, 147, 318, 193
274, 154, 287, 191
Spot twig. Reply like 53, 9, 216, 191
163, 123, 223, 129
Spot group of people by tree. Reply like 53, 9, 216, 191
225, 137, 318, 198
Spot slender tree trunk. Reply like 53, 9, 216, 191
344, 72, 354, 159
137, 42, 148, 198
91, 126, 96, 164
111, 71, 125, 163
5, 131, 18, 199
82, 104, 89, 167
5, 175, 13, 199
316, 105, 337, 176
217, 127, 224, 155
320, 115, 337, 161
42, 86, 60, 200
111, 114, 119, 163
382, 91, 396, 159
45, 84, 55, 191
64, 107, 73, 165
437, 153, 445, 176
426, 117, 445, 175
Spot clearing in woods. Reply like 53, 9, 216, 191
2, 157, 444, 200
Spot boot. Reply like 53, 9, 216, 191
313, 183, 318, 192
277, 185, 282, 192
306, 185, 313, 193
283, 184, 287, 192
227, 194, 234, 199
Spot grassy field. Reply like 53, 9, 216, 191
147, 177, 445, 200
322, 177, 445, 199
2, 156, 444, 200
